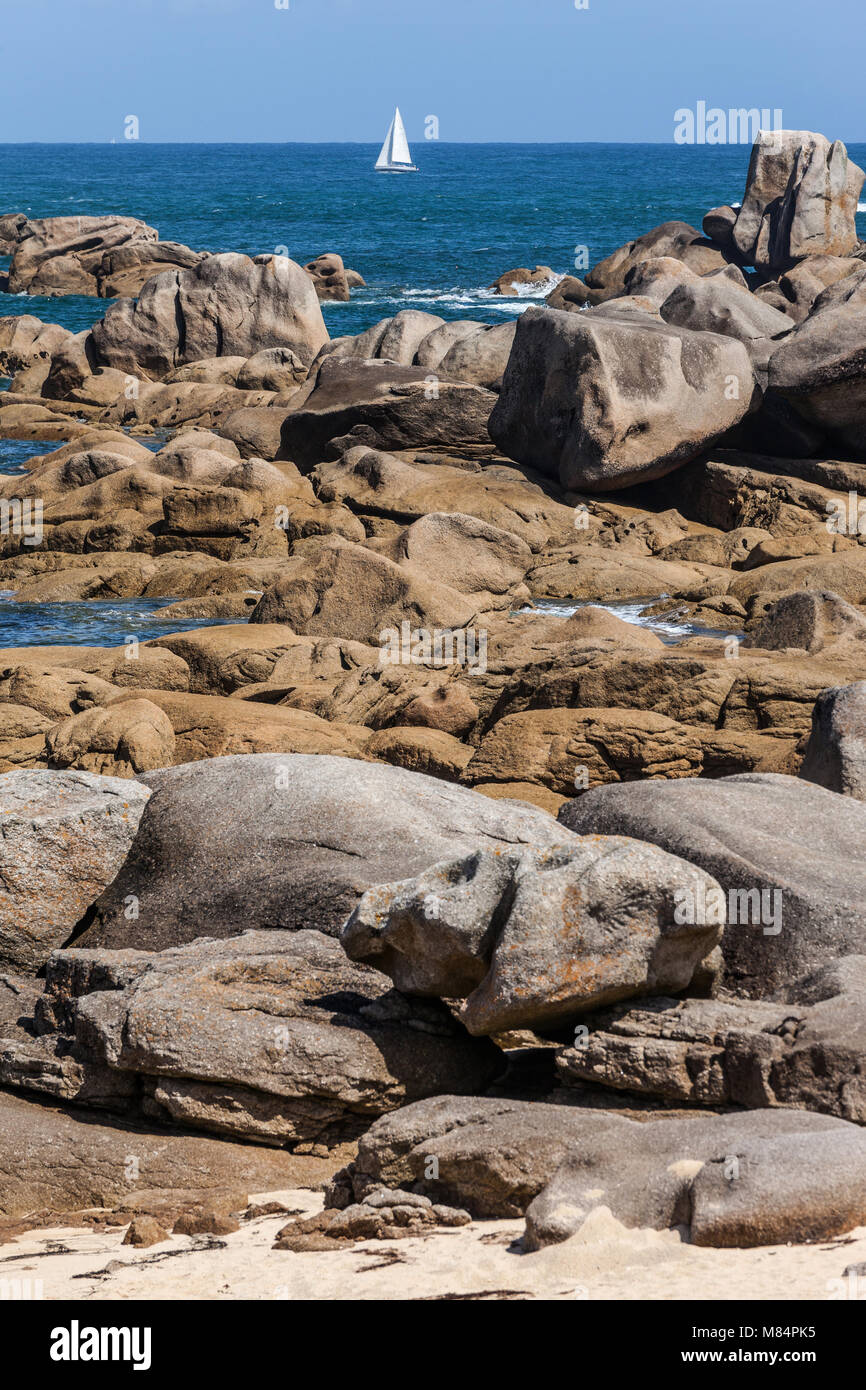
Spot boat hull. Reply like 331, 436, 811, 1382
375, 166, 419, 173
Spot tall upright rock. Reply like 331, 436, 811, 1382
733, 131, 865, 272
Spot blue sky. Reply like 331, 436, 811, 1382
2, 0, 863, 143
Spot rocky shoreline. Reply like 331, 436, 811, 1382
1, 128, 866, 1299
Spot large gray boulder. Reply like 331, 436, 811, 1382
488, 307, 754, 491
376, 310, 446, 364
342, 841, 723, 1034
19, 931, 501, 1148
799, 682, 866, 800
743, 590, 866, 655
732, 130, 865, 272
278, 357, 495, 470
413, 320, 486, 369
91, 253, 328, 380
438, 322, 517, 391
774, 254, 863, 320
339, 1093, 866, 1246
659, 275, 794, 344
767, 267, 866, 455
558, 773, 866, 997
0, 769, 150, 974
71, 754, 574, 953
525, 1108, 866, 1249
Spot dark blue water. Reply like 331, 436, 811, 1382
0, 594, 238, 647
0, 430, 167, 476
2, 142, 864, 647
5, 143, 863, 338
0, 437, 61, 474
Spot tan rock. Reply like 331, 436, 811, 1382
109, 688, 370, 763
0, 704, 53, 771
46, 698, 176, 778
250, 538, 479, 645
311, 446, 575, 552
149, 624, 303, 694
0, 663, 119, 720
463, 706, 705, 795
366, 726, 473, 780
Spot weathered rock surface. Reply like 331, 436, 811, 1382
0, 1088, 310, 1218
438, 322, 517, 391
586, 221, 733, 298
489, 266, 555, 296
17, 930, 501, 1147
703, 206, 738, 246
0, 769, 150, 973
340, 1093, 866, 1247
732, 131, 865, 272
463, 707, 707, 794
556, 953, 866, 1124
95, 239, 206, 299
799, 681, 866, 799
767, 269, 866, 455
489, 307, 754, 490
342, 840, 723, 1034
278, 357, 495, 469
91, 253, 328, 380
311, 446, 575, 552
71, 754, 573, 952
659, 275, 794, 344
46, 698, 176, 778
413, 320, 486, 369
372, 510, 532, 601
275, 1188, 470, 1249
0, 314, 73, 385
559, 773, 866, 996
7, 216, 158, 296
250, 536, 480, 643
525, 1108, 866, 1249
303, 253, 364, 303
107, 687, 369, 765
0, 212, 29, 254
122, 1214, 170, 1247
743, 590, 866, 655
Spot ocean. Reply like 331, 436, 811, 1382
4, 142, 865, 340
1, 141, 864, 646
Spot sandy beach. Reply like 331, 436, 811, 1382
4, 1190, 865, 1303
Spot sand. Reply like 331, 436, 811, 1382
2, 1189, 864, 1301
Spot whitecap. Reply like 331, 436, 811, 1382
524, 596, 717, 642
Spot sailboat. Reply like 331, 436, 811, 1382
375, 107, 418, 173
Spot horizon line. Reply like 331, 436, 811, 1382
1, 137, 864, 147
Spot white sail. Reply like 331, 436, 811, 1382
375, 116, 396, 169
375, 107, 416, 171
390, 108, 412, 165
